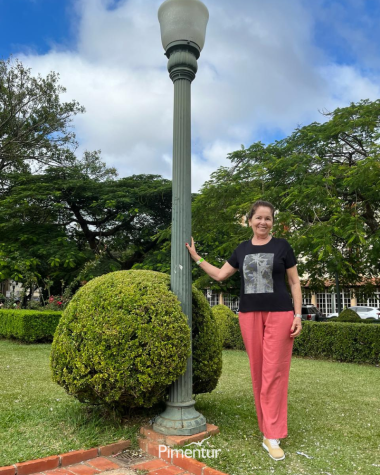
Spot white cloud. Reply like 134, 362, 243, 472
18, 0, 380, 191
320, 64, 380, 106
191, 139, 242, 191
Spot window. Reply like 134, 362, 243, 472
316, 291, 332, 315
368, 293, 380, 308
223, 293, 239, 312
302, 290, 312, 305
336, 290, 351, 311
356, 289, 380, 307
324, 292, 332, 315
203, 289, 219, 307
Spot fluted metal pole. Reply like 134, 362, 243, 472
153, 43, 206, 435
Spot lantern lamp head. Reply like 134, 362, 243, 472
158, 0, 209, 56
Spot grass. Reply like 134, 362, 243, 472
0, 339, 159, 466
192, 351, 380, 475
1, 340, 380, 475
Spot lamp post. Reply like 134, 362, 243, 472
153, 0, 209, 436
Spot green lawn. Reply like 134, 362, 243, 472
1, 340, 379, 475
193, 351, 380, 475
0, 339, 157, 466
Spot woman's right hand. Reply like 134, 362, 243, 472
185, 237, 200, 262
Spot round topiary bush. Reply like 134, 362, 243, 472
337, 308, 361, 323
51, 270, 191, 409
51, 270, 222, 409
211, 305, 245, 350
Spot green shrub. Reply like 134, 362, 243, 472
210, 305, 229, 347
51, 270, 190, 408
0, 309, 61, 342
192, 289, 223, 395
51, 270, 222, 409
337, 308, 361, 323
293, 321, 380, 364
361, 317, 378, 324
211, 305, 245, 350
226, 313, 245, 351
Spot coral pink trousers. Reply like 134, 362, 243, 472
238, 311, 294, 439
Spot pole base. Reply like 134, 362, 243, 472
153, 400, 207, 435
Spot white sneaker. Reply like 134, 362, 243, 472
263, 435, 280, 445
262, 437, 285, 461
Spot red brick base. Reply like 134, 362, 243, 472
139, 424, 220, 449
0, 424, 229, 475
136, 424, 228, 475
0, 441, 130, 475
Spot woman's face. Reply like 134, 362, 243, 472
249, 206, 274, 238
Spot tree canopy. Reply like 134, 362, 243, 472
193, 99, 380, 290
0, 151, 172, 297
2, 58, 379, 300
0, 58, 84, 189
0, 59, 173, 300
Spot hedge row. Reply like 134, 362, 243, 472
328, 316, 380, 324
2, 305, 379, 366
293, 321, 380, 364
0, 309, 62, 342
211, 305, 380, 365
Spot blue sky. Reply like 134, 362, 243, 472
312, 0, 380, 70
2, 1, 379, 71
0, 0, 74, 57
1, 0, 380, 190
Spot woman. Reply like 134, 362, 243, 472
186, 200, 302, 462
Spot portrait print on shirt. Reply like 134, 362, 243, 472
243, 253, 274, 294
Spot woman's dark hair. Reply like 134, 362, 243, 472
247, 200, 275, 221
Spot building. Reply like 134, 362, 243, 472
0, 279, 41, 300
203, 282, 380, 316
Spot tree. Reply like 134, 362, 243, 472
0, 173, 90, 299
41, 152, 173, 270
0, 58, 84, 187
0, 59, 173, 296
193, 100, 380, 290
0, 152, 173, 294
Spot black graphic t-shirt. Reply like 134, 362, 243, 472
227, 237, 297, 312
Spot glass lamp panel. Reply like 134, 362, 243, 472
158, 0, 209, 51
